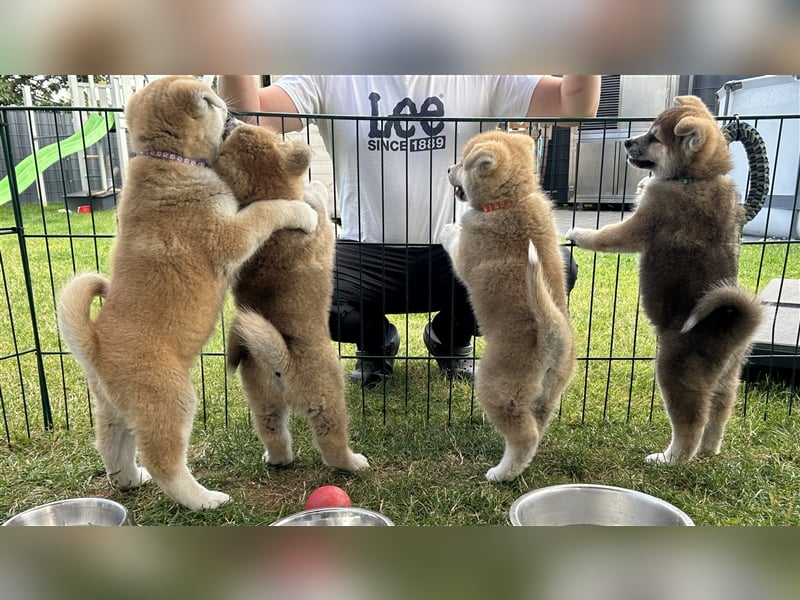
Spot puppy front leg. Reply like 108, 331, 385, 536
243, 199, 319, 236
223, 199, 318, 271
438, 223, 461, 260
566, 219, 644, 254
302, 180, 330, 221
439, 223, 467, 283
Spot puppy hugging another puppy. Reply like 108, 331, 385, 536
214, 124, 368, 474
440, 130, 575, 482
57, 76, 319, 510
567, 96, 763, 465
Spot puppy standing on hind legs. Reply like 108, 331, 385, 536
57, 76, 319, 510
441, 130, 575, 482
214, 124, 368, 475
566, 95, 763, 465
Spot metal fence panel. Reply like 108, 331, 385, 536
0, 107, 797, 447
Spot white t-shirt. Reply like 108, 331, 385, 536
275, 75, 541, 244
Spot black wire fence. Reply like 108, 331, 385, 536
1, 106, 798, 447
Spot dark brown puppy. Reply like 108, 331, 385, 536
214, 125, 368, 473
567, 96, 763, 464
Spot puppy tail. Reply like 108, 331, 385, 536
57, 273, 108, 366
227, 309, 290, 376
525, 239, 559, 317
681, 283, 764, 346
525, 239, 543, 303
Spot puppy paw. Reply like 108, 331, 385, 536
263, 449, 293, 467
645, 451, 681, 466
346, 452, 370, 471
438, 223, 461, 255
191, 490, 231, 511
696, 445, 722, 458
305, 179, 327, 197
134, 467, 152, 486
111, 467, 152, 490
485, 465, 516, 482
564, 227, 591, 247
295, 201, 319, 234
303, 181, 329, 213
323, 451, 370, 471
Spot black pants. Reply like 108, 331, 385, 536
328, 241, 577, 352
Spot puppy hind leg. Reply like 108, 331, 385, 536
697, 373, 739, 457
295, 348, 368, 471
239, 357, 293, 466
481, 377, 542, 482
485, 412, 540, 482
646, 357, 708, 465
91, 378, 151, 489
134, 382, 229, 510
532, 347, 573, 434
646, 406, 707, 465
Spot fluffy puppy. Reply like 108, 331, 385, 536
440, 130, 575, 482
214, 124, 368, 473
57, 76, 318, 510
566, 96, 763, 465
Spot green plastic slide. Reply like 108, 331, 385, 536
0, 112, 115, 205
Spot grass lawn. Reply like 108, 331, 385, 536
1, 203, 799, 525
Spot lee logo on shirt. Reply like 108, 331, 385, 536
366, 92, 447, 152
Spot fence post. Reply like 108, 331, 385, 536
0, 108, 54, 431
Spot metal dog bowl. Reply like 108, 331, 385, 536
509, 484, 694, 526
3, 498, 132, 526
271, 507, 394, 526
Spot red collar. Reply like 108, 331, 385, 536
481, 198, 521, 213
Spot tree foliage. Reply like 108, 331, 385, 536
0, 75, 70, 106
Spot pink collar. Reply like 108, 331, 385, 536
136, 150, 209, 168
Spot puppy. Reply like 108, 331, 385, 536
566, 96, 763, 465
214, 125, 368, 473
440, 130, 575, 482
57, 76, 318, 510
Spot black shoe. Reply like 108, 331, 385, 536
349, 324, 400, 388
423, 323, 475, 381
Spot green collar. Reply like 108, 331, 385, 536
671, 176, 715, 185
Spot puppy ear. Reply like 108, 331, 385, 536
673, 95, 713, 121
282, 142, 312, 177
463, 144, 498, 174
673, 95, 707, 111
674, 116, 707, 153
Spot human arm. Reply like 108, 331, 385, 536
526, 75, 601, 125
218, 75, 304, 133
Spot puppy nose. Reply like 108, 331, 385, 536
624, 138, 632, 149
447, 167, 451, 173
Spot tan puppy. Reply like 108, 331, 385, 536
214, 125, 368, 473
440, 130, 575, 482
566, 96, 763, 465
57, 76, 318, 510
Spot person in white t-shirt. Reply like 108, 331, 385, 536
219, 75, 600, 387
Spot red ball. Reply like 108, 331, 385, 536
304, 485, 352, 510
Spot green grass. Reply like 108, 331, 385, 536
1, 203, 799, 525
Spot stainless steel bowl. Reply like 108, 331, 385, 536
509, 484, 694, 526
3, 498, 132, 526
271, 507, 394, 526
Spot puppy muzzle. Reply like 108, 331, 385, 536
223, 114, 245, 140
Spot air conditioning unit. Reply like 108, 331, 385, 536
562, 76, 677, 206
